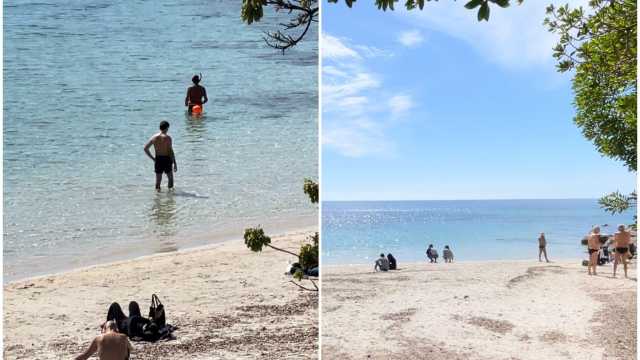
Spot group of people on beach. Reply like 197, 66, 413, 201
75, 300, 171, 360
586, 224, 633, 278
143, 75, 208, 191
426, 244, 454, 263
373, 244, 455, 271
374, 253, 397, 271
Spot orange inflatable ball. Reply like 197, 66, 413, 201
192, 105, 203, 114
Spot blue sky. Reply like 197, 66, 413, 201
321, 0, 636, 201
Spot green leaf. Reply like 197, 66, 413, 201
478, 2, 490, 21
465, 0, 483, 9
494, 0, 509, 8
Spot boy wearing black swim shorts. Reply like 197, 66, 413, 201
144, 121, 177, 191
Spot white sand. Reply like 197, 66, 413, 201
322, 259, 636, 359
4, 230, 318, 359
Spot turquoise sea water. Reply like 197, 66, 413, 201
322, 199, 635, 265
4, 0, 318, 281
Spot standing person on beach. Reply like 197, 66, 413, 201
185, 74, 208, 114
144, 121, 177, 191
587, 227, 601, 276
538, 233, 550, 262
75, 320, 133, 360
613, 224, 631, 278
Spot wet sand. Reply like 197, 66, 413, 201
4, 230, 318, 359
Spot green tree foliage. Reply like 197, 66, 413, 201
241, 0, 519, 53
545, 0, 637, 171
328, 0, 522, 21
545, 1, 636, 220
244, 179, 319, 291
599, 191, 637, 226
241, 0, 319, 52
303, 178, 319, 204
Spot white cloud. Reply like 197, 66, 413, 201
388, 95, 414, 118
322, 34, 414, 158
322, 34, 360, 59
401, 0, 589, 69
397, 30, 424, 47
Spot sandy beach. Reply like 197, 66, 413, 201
4, 230, 318, 359
322, 259, 636, 360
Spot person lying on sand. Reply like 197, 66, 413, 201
144, 121, 177, 191
538, 232, 550, 263
105, 302, 128, 335
75, 320, 133, 360
587, 226, 601, 276
613, 224, 631, 278
443, 245, 454, 263
374, 253, 390, 272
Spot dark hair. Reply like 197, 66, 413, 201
107, 302, 127, 322
128, 301, 142, 318
192, 75, 200, 84
159, 121, 170, 131
445, 245, 450, 249
428, 244, 433, 248
380, 253, 385, 257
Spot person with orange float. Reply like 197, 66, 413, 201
185, 74, 208, 115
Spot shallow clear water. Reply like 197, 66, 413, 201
322, 199, 635, 265
4, 0, 318, 280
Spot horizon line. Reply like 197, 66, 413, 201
322, 197, 602, 202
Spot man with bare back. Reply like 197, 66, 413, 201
75, 320, 133, 360
613, 224, 632, 278
587, 226, 601, 276
144, 121, 177, 191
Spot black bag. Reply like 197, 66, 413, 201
148, 294, 166, 328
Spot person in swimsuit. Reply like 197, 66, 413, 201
185, 74, 208, 114
75, 320, 133, 360
144, 121, 177, 191
587, 226, 601, 276
613, 224, 631, 278
538, 232, 549, 262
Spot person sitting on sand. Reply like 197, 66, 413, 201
587, 226, 601, 276
76, 320, 133, 360
538, 232, 550, 263
185, 74, 208, 114
613, 224, 631, 278
387, 253, 397, 270
426, 244, 435, 263
374, 253, 390, 272
430, 247, 439, 263
144, 121, 177, 191
443, 245, 454, 263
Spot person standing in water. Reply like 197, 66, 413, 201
613, 224, 631, 278
587, 226, 601, 276
538, 232, 550, 262
185, 74, 208, 114
144, 121, 177, 191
